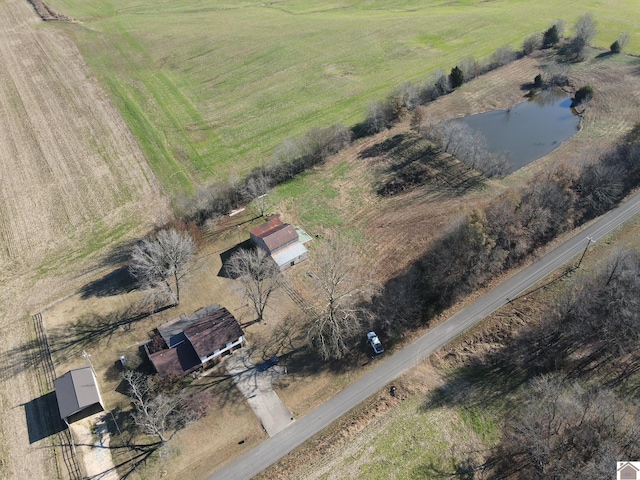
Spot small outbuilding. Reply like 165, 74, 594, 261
250, 215, 308, 270
53, 367, 104, 424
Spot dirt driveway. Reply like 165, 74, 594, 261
225, 351, 295, 437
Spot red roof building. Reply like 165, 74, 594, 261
250, 216, 308, 270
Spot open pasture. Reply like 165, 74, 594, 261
48, 0, 640, 193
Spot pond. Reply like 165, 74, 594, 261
459, 89, 581, 170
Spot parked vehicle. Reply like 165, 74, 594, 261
367, 332, 384, 354
258, 355, 280, 371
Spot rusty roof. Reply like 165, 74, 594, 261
183, 307, 244, 360
250, 217, 298, 252
149, 341, 201, 376
250, 215, 284, 238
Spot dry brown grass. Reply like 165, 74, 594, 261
0, 1, 168, 478
0, 0, 168, 273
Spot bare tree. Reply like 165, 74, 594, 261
365, 99, 396, 134
574, 12, 597, 45
616, 32, 630, 52
227, 248, 282, 322
542, 63, 570, 87
560, 248, 640, 357
129, 228, 196, 307
244, 171, 271, 217
432, 68, 451, 98
306, 236, 377, 361
567, 13, 597, 60
457, 56, 482, 82
575, 162, 624, 219
428, 120, 510, 178
122, 371, 184, 443
523, 32, 543, 55
554, 19, 566, 38
489, 45, 517, 69
493, 375, 640, 478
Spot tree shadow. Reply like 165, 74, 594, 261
218, 239, 255, 278
520, 81, 536, 91
595, 50, 614, 60
368, 133, 485, 198
359, 133, 408, 159
79, 266, 137, 299
350, 120, 372, 140
0, 337, 41, 382
49, 302, 173, 363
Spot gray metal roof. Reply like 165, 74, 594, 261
270, 241, 308, 267
53, 367, 102, 420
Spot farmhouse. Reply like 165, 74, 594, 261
53, 367, 104, 424
250, 215, 308, 271
148, 305, 245, 376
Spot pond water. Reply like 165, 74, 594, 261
460, 89, 581, 170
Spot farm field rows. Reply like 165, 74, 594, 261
0, 0, 167, 477
47, 0, 640, 193
0, 0, 167, 273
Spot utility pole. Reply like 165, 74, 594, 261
82, 350, 95, 376
576, 236, 596, 269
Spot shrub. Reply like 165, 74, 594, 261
573, 85, 594, 106
610, 40, 621, 53
449, 66, 464, 89
457, 56, 484, 82
543, 24, 560, 47
543, 64, 570, 87
489, 46, 517, 70
432, 69, 451, 98
564, 13, 597, 61
533, 74, 543, 88
611, 33, 629, 54
365, 92, 405, 134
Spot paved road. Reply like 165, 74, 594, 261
208, 192, 640, 480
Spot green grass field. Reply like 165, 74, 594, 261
49, 0, 640, 194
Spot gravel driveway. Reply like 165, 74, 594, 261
225, 351, 294, 437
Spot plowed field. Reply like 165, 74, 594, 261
0, 0, 166, 271
0, 0, 167, 478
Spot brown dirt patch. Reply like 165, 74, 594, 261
25, 0, 73, 22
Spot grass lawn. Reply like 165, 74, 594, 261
47, 0, 640, 194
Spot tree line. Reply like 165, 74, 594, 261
462, 246, 640, 478
370, 123, 640, 329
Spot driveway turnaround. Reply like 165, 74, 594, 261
225, 351, 294, 437
209, 192, 640, 480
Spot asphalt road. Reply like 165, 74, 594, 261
208, 192, 640, 480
